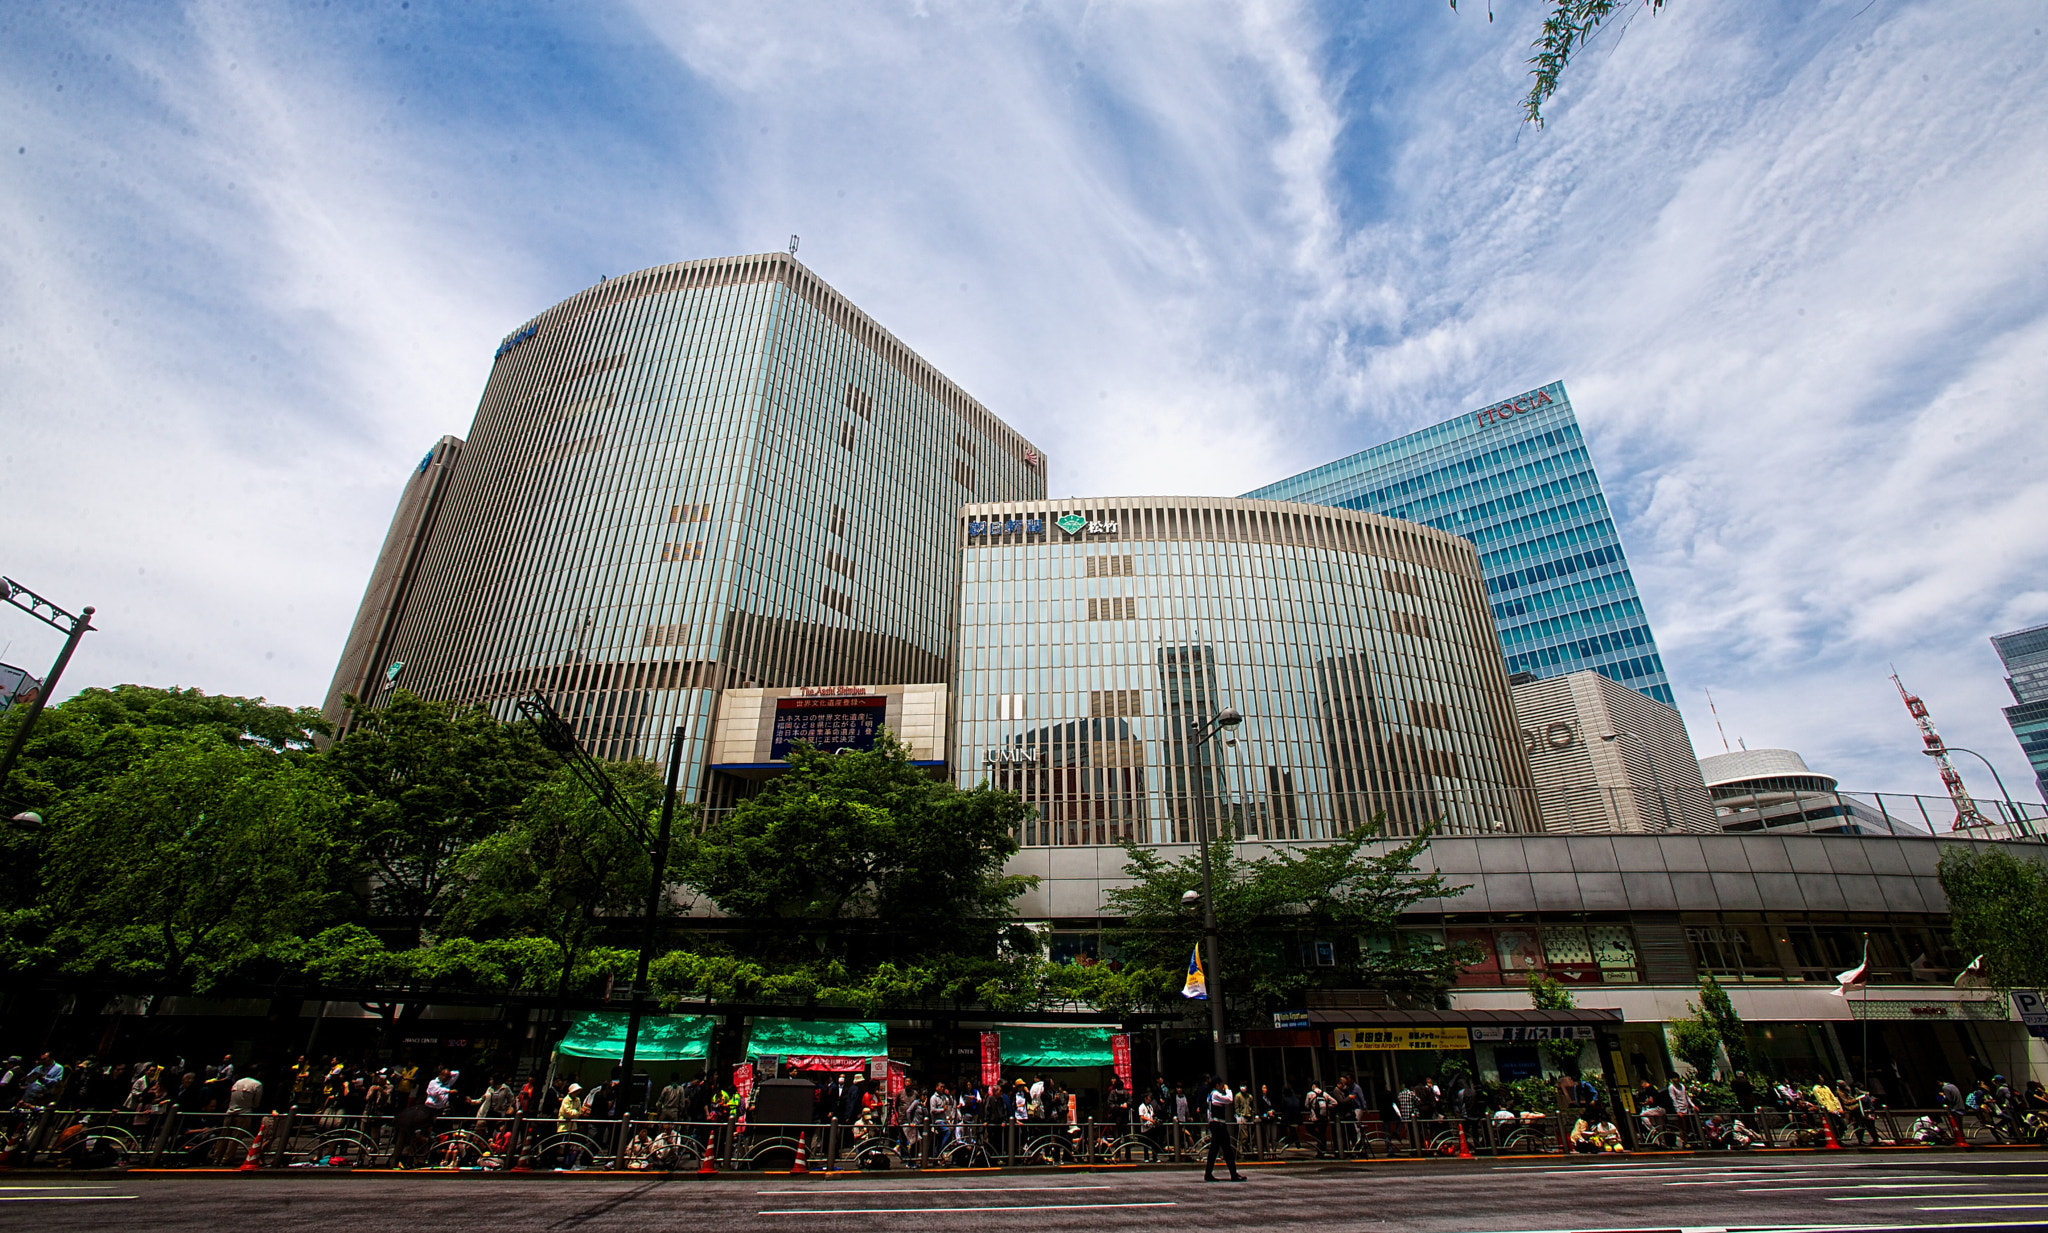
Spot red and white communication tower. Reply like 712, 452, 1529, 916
1891, 670, 1988, 830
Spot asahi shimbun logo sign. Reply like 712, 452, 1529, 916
1474, 387, 1555, 428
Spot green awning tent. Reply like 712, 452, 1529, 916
994, 1025, 1115, 1069
556, 1012, 714, 1062
746, 1018, 887, 1063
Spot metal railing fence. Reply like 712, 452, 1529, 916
1, 1104, 2037, 1169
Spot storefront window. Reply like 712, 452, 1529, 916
1494, 927, 1544, 977
1448, 928, 1500, 985
1541, 925, 1599, 984
1588, 922, 1640, 983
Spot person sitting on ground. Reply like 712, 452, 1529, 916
1590, 1115, 1624, 1152
624, 1127, 654, 1170
1568, 1114, 1599, 1154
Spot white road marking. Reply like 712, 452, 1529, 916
0, 1195, 139, 1202
1738, 1182, 1988, 1191
1919, 1203, 2048, 1210
758, 1201, 1177, 1215
1671, 1175, 1976, 1186
756, 1185, 1114, 1194
1830, 1192, 2048, 1201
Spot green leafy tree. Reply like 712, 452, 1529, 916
1667, 1012, 1721, 1078
1450, 0, 1671, 127
35, 730, 345, 1001
1938, 845, 2048, 989
1526, 974, 1587, 1074
0, 685, 331, 915
1695, 973, 1750, 1073
676, 732, 1036, 962
441, 762, 660, 1010
1104, 819, 1473, 1023
326, 689, 556, 944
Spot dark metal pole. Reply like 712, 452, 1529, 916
1191, 723, 1229, 1087
1935, 746, 2015, 816
618, 725, 686, 1113
0, 604, 94, 796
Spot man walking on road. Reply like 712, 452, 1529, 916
1204, 1078, 1245, 1182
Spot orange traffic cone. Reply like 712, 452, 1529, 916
1456, 1125, 1474, 1159
239, 1117, 270, 1171
791, 1135, 809, 1174
1821, 1116, 1842, 1151
697, 1142, 718, 1175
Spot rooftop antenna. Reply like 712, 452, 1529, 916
1703, 687, 1731, 754
788, 235, 800, 256
1891, 665, 1987, 830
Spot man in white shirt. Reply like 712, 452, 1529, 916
929, 1083, 958, 1149
227, 1067, 264, 1115
1203, 1079, 1244, 1182
424, 1067, 459, 1126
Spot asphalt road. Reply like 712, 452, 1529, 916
9, 1153, 2048, 1232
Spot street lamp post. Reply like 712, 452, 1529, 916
1925, 746, 2016, 817
517, 692, 685, 1114
1602, 729, 1674, 832
0, 577, 95, 801
1185, 707, 1243, 1087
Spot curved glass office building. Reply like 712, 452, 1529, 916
326, 253, 1045, 799
953, 497, 1541, 842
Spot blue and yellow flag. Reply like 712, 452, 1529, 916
1182, 944, 1207, 1000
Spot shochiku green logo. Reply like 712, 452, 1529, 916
1055, 513, 1087, 536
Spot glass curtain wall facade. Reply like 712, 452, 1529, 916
953, 497, 1541, 843
327, 253, 1045, 800
1243, 382, 1675, 706
1992, 621, 2048, 802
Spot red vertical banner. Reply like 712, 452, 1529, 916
980, 1031, 1002, 1090
886, 1060, 908, 1126
734, 1062, 754, 1132
1111, 1033, 1133, 1088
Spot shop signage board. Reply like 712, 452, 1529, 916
1333, 1026, 1471, 1051
1469, 1024, 1596, 1042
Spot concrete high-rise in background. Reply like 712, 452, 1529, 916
325, 253, 1045, 803
1243, 382, 1674, 706
1508, 669, 1713, 833
1992, 621, 2048, 803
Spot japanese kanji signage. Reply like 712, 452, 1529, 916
771, 695, 887, 759
1332, 1026, 1472, 1052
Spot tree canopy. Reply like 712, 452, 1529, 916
1452, 0, 1671, 127
1105, 820, 1472, 1022
675, 732, 1037, 963
324, 689, 556, 944
29, 730, 345, 996
1938, 845, 2048, 989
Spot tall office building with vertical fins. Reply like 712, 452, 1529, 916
323, 253, 1046, 802
1243, 382, 1674, 706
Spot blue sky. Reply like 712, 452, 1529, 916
3, 0, 2044, 802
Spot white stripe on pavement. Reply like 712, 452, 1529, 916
758, 1201, 1177, 1215
1738, 1182, 1989, 1191
1670, 1175, 1980, 1186
1830, 1192, 2048, 1201
1919, 1203, 2048, 1210
0, 1195, 138, 1202
757, 1185, 1113, 1194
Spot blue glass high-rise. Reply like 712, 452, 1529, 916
1243, 382, 1674, 706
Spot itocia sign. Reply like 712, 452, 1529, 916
1474, 388, 1554, 428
